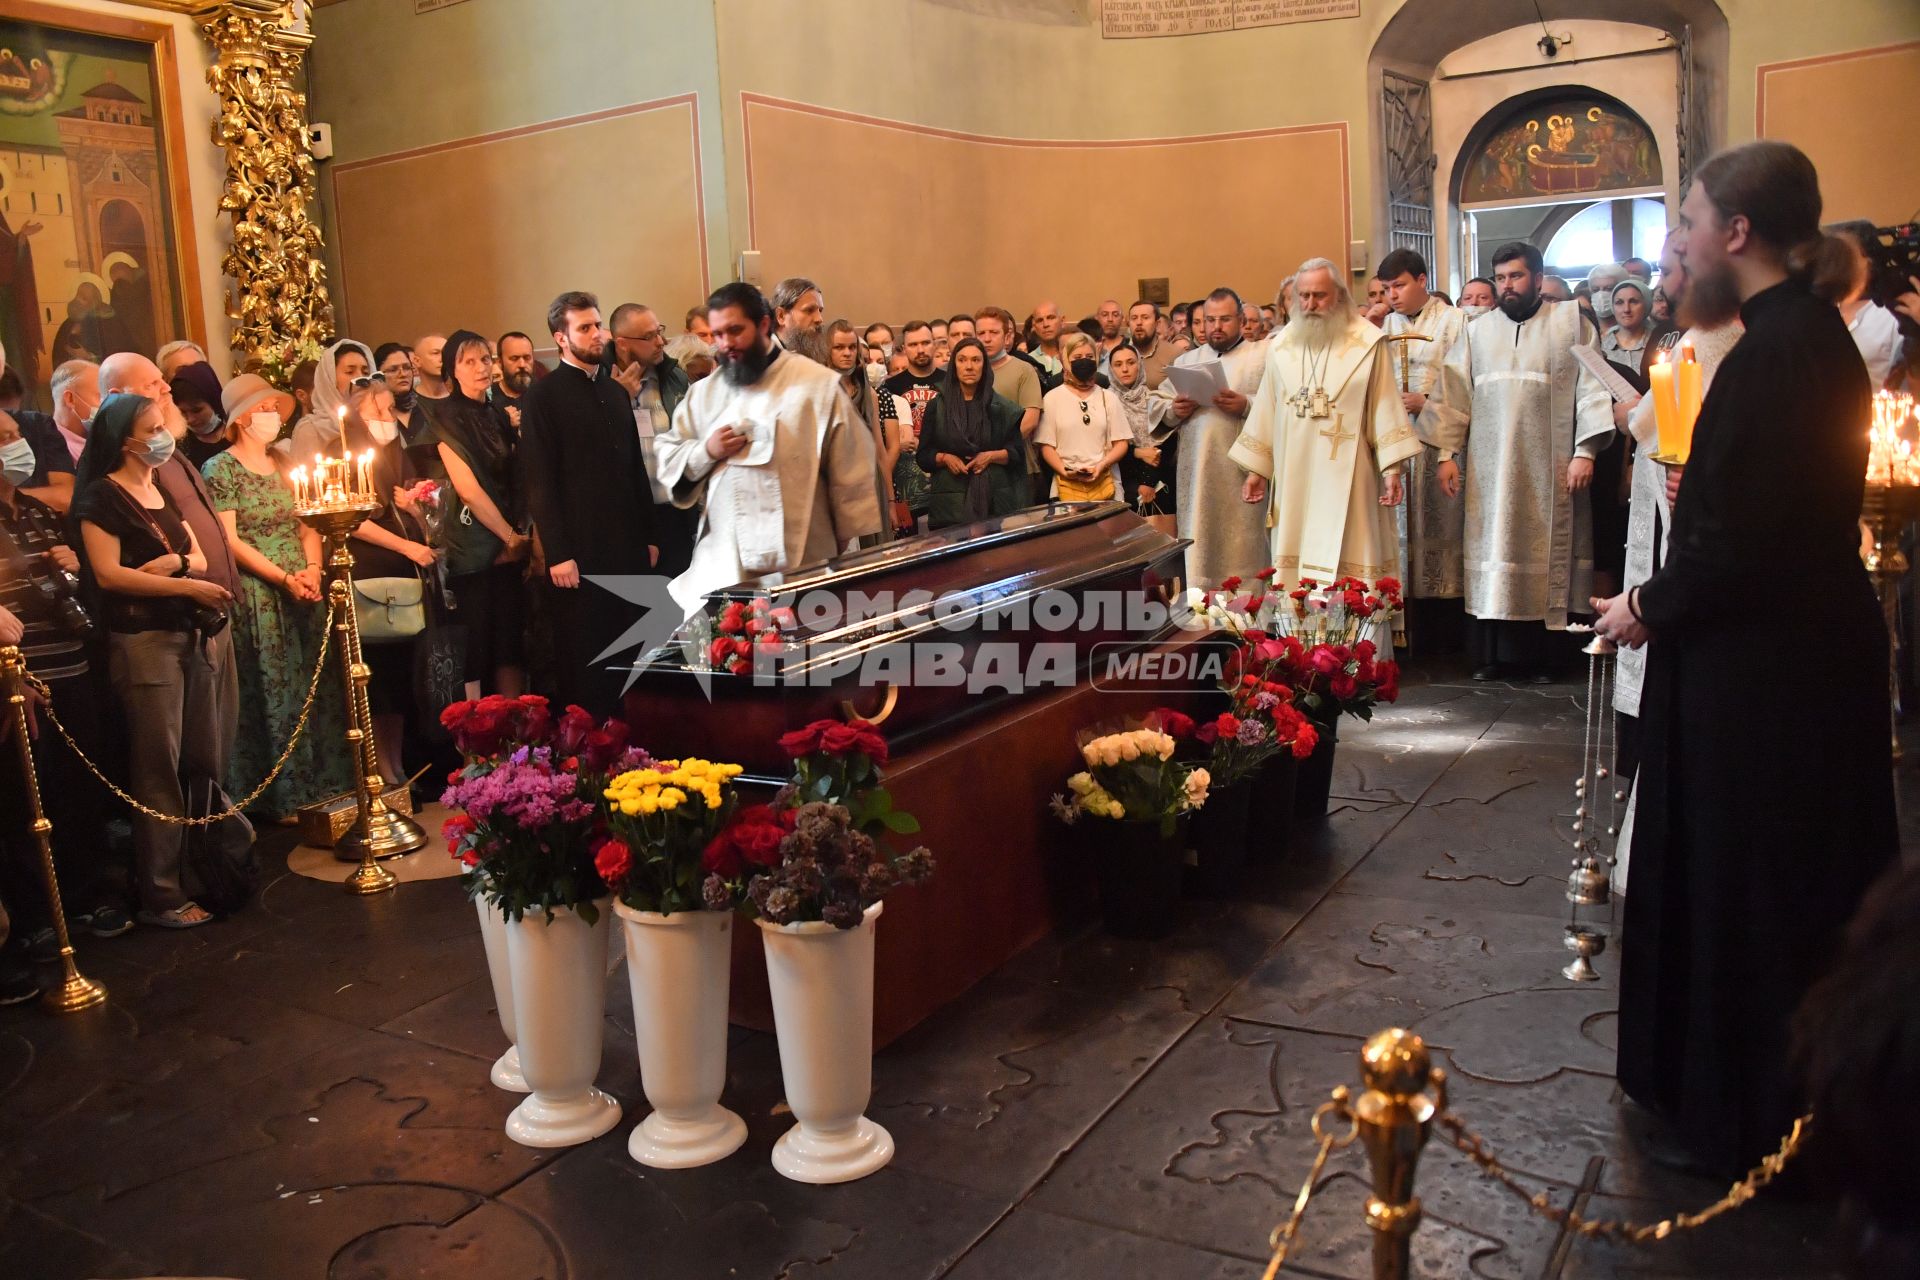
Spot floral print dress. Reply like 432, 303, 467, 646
203, 452, 354, 819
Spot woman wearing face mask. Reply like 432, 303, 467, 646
201, 376, 353, 822
290, 338, 376, 463
71, 394, 235, 929
429, 329, 527, 697
170, 360, 229, 470
915, 337, 1026, 529
344, 382, 435, 785
1034, 332, 1131, 502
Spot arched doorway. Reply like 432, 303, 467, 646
96, 199, 156, 357
1454, 90, 1664, 283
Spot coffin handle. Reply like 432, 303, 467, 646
840, 682, 899, 727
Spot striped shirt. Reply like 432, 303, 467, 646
0, 493, 89, 681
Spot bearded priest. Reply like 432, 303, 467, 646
654, 282, 883, 616
1229, 258, 1422, 590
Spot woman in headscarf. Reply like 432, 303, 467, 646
170, 359, 229, 470
429, 329, 527, 696
1109, 344, 1174, 519
915, 336, 1026, 529
289, 338, 375, 462
1601, 278, 1666, 379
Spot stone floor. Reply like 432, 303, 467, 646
2, 662, 1902, 1279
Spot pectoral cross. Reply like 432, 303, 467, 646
1289, 386, 1333, 419
1318, 414, 1355, 460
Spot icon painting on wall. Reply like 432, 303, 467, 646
1461, 97, 1661, 205
0, 10, 195, 401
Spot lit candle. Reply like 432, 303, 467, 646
1647, 348, 1679, 458
336, 405, 350, 468
359, 449, 374, 499
1673, 342, 1702, 463
291, 466, 305, 506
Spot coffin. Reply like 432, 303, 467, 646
622, 502, 1190, 777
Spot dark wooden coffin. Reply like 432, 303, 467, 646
622, 501, 1190, 777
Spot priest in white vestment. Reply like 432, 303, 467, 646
1150, 289, 1269, 588
1375, 251, 1473, 610
1228, 259, 1422, 588
1461, 243, 1614, 679
654, 283, 883, 616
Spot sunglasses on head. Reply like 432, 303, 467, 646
350, 373, 387, 389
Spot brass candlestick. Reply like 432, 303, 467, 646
295, 500, 425, 893
0, 647, 106, 1013
1860, 483, 1920, 763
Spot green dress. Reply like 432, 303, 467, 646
202, 452, 355, 819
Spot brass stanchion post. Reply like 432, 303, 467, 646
295, 503, 424, 894
0, 647, 105, 1014
1353, 1029, 1445, 1280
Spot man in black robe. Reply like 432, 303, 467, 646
1593, 140, 1898, 1178
519, 290, 657, 717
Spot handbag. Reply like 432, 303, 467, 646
181, 773, 256, 916
353, 574, 427, 642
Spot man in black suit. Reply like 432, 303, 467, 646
519, 291, 657, 716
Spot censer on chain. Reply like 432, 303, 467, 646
1561, 627, 1622, 982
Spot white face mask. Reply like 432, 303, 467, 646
0, 436, 35, 487
244, 410, 283, 445
865, 362, 886, 386
1461, 305, 1492, 320
366, 418, 401, 444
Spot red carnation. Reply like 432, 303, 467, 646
1291, 721, 1320, 759
439, 699, 474, 732
1255, 566, 1278, 581
1215, 712, 1241, 738
1219, 575, 1243, 592
1376, 660, 1401, 702
1355, 639, 1377, 661
593, 837, 634, 888
1373, 576, 1401, 594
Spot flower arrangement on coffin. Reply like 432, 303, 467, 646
701, 596, 799, 676
1051, 725, 1210, 838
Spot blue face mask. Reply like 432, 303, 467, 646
0, 437, 34, 487
136, 431, 177, 468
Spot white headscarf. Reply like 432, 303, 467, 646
313, 338, 374, 421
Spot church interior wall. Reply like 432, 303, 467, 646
299, 0, 1920, 350
1753, 40, 1920, 227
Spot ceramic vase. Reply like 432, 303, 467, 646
502, 901, 622, 1148
474, 896, 528, 1092
615, 903, 747, 1168
758, 901, 894, 1183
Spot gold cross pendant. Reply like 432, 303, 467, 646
1288, 387, 1315, 418
1318, 414, 1355, 460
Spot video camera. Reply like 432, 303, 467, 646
1865, 222, 1920, 313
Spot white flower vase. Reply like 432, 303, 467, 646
474, 896, 528, 1092
758, 901, 894, 1183
615, 903, 748, 1168
503, 901, 622, 1148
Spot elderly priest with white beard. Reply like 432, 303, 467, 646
654, 282, 883, 616
1229, 259, 1423, 589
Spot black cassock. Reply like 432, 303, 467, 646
520, 359, 657, 718
1623, 280, 1897, 1176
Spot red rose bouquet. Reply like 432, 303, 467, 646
701, 596, 795, 676
439, 694, 556, 764
596, 758, 746, 914
776, 716, 918, 838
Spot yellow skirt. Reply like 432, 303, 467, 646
1055, 471, 1115, 502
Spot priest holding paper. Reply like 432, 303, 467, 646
1461, 241, 1614, 680
1153, 288, 1270, 588
1229, 259, 1422, 588
654, 283, 883, 617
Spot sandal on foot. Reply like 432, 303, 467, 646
137, 903, 214, 930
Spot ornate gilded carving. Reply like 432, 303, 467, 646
201, 0, 331, 370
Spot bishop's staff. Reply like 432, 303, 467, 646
1382, 332, 1431, 395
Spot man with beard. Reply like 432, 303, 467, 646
1231, 259, 1418, 591
608, 302, 696, 576
98, 351, 242, 774
1591, 140, 1897, 1180
493, 331, 537, 427
1459, 242, 1613, 681
877, 321, 941, 534
654, 282, 881, 616
772, 277, 825, 351
1375, 249, 1473, 643
1151, 287, 1269, 587
519, 292, 658, 715
1122, 300, 1175, 388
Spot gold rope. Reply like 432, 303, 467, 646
1438, 1110, 1811, 1243
1261, 1092, 1357, 1280
24, 595, 339, 826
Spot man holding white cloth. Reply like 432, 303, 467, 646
653, 283, 882, 617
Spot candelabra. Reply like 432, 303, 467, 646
1863, 391, 1920, 763
294, 449, 426, 893
1561, 627, 1620, 982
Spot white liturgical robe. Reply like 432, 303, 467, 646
1150, 337, 1269, 588
1461, 301, 1614, 627
1228, 317, 1422, 587
654, 349, 883, 616
1384, 297, 1473, 598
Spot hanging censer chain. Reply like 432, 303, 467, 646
1564, 629, 1619, 982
